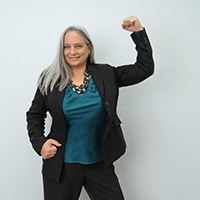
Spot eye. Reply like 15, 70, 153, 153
75, 45, 83, 49
64, 45, 70, 49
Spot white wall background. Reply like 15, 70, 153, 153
0, 0, 199, 199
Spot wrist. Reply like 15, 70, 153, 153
134, 27, 144, 32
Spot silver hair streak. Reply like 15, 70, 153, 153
37, 26, 95, 95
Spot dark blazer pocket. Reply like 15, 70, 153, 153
112, 116, 122, 127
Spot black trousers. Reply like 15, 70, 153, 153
43, 161, 125, 200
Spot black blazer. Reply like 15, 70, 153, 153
26, 29, 154, 182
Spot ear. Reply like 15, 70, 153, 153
88, 43, 92, 54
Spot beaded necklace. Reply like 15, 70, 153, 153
68, 70, 90, 95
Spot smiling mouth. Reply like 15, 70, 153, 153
69, 57, 80, 61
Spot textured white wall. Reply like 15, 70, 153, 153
0, 0, 200, 199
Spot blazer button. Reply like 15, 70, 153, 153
105, 101, 110, 106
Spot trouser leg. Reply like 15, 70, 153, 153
43, 162, 85, 200
84, 161, 125, 200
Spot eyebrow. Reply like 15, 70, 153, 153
64, 43, 84, 45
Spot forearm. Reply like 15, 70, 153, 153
114, 28, 154, 87
131, 28, 154, 78
26, 88, 48, 155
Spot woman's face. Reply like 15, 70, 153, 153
63, 30, 91, 69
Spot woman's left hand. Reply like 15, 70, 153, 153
121, 16, 143, 32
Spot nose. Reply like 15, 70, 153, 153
69, 47, 76, 55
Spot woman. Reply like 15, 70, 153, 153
26, 16, 154, 200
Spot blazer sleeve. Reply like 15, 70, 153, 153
26, 88, 48, 156
114, 28, 154, 87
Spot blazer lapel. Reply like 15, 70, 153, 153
88, 64, 105, 101
58, 87, 66, 111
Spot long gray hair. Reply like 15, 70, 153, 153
38, 26, 95, 95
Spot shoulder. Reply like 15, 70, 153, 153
89, 63, 118, 84
89, 63, 114, 73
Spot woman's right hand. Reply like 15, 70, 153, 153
40, 139, 62, 159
